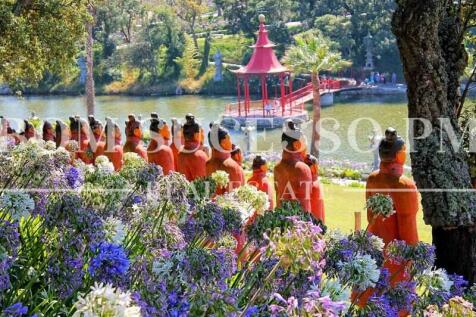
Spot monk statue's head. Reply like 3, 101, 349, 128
379, 127, 406, 165
208, 122, 232, 152
42, 121, 55, 142
22, 120, 35, 140
69, 116, 89, 140
105, 117, 121, 144
252, 155, 268, 172
88, 115, 103, 140
281, 119, 306, 153
304, 154, 319, 176
231, 144, 243, 165
182, 114, 201, 142
150, 113, 170, 141
125, 114, 142, 139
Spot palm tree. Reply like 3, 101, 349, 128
283, 32, 350, 158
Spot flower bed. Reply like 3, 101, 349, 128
0, 140, 475, 316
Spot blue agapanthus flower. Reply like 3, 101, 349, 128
65, 166, 83, 189
89, 242, 129, 284
1, 302, 28, 317
449, 273, 469, 297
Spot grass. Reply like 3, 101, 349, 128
245, 171, 432, 243
322, 182, 432, 243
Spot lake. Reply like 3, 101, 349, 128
0, 94, 409, 164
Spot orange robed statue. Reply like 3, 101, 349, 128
103, 118, 124, 171
357, 128, 419, 314
248, 155, 274, 210
177, 114, 208, 181
304, 154, 325, 223
69, 116, 94, 164
88, 115, 106, 162
147, 113, 175, 175
274, 120, 312, 212
124, 114, 148, 161
206, 122, 245, 193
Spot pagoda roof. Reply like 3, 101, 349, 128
234, 15, 288, 75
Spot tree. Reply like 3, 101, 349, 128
86, 1, 96, 115
283, 33, 350, 158
170, 0, 206, 50
392, 0, 476, 282
0, 0, 89, 89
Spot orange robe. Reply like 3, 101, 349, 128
147, 139, 175, 175
71, 132, 93, 164
177, 141, 208, 181
206, 149, 244, 194
171, 142, 181, 171
103, 140, 123, 171
274, 151, 312, 212
248, 170, 274, 210
310, 173, 325, 222
124, 136, 148, 162
356, 162, 419, 313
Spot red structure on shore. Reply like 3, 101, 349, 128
222, 15, 340, 129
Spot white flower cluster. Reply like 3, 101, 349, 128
210, 170, 229, 188
73, 283, 141, 317
216, 184, 270, 222
95, 155, 115, 175
337, 254, 380, 291
104, 217, 126, 245
0, 192, 35, 221
366, 193, 395, 219
418, 268, 453, 293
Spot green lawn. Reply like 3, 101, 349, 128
322, 183, 432, 243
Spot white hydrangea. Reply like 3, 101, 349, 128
104, 217, 126, 244
0, 192, 35, 221
73, 282, 141, 317
95, 155, 110, 166
95, 155, 114, 175
210, 170, 229, 188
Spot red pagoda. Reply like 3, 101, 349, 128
221, 14, 312, 129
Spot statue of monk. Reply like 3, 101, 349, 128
356, 128, 419, 313
274, 120, 312, 212
123, 114, 147, 161
103, 118, 123, 171
1, 117, 19, 145
55, 120, 70, 149
247, 155, 273, 210
170, 118, 182, 171
147, 113, 175, 175
206, 122, 245, 194
304, 154, 325, 223
20, 120, 36, 141
70, 116, 93, 164
177, 114, 208, 181
88, 115, 106, 162
231, 144, 243, 166
42, 121, 55, 143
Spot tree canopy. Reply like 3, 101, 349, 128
0, 0, 90, 89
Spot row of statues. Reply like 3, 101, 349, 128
0, 114, 418, 248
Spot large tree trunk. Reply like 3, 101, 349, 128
310, 72, 321, 158
392, 0, 476, 282
85, 3, 95, 116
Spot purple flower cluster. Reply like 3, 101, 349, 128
386, 240, 435, 274
366, 295, 398, 317
1, 302, 29, 317
65, 166, 83, 189
89, 242, 130, 284
131, 292, 160, 317
196, 202, 225, 239
449, 273, 469, 297
386, 281, 417, 313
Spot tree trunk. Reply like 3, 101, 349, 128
393, 0, 476, 282
310, 72, 321, 158
85, 3, 95, 116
